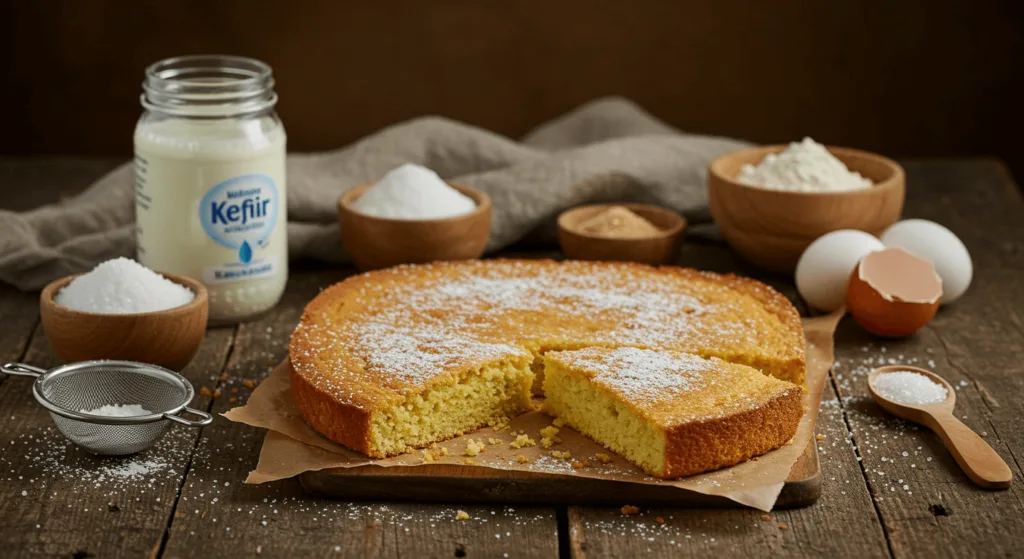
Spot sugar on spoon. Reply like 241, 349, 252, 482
868, 365, 1012, 489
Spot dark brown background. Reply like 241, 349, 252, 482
2, 1, 1022, 178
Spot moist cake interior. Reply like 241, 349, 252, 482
543, 347, 803, 478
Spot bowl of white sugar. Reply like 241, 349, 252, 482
338, 164, 492, 271
708, 138, 905, 272
40, 258, 208, 370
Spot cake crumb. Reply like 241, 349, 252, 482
219, 372, 230, 382
981, 431, 988, 437
553, 417, 567, 427
540, 426, 560, 439
199, 386, 212, 397
656, 516, 665, 524
488, 438, 502, 445
761, 514, 772, 521
212, 390, 221, 399
464, 439, 485, 457
816, 434, 826, 441
456, 510, 470, 521
228, 397, 238, 404
551, 450, 571, 460
620, 505, 640, 516
242, 379, 257, 389
463, 458, 477, 465
778, 523, 788, 530
515, 455, 529, 464
541, 437, 554, 449
509, 434, 536, 449
231, 387, 239, 394
423, 444, 448, 462
571, 459, 590, 470
595, 453, 612, 464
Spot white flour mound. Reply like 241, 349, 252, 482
737, 137, 873, 192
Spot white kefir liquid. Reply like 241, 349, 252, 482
134, 117, 287, 322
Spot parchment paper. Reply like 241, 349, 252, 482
224, 311, 842, 511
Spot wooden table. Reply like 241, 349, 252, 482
1, 158, 1022, 558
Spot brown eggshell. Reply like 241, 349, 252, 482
846, 247, 942, 337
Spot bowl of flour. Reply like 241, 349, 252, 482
707, 138, 904, 272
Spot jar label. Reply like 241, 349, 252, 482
199, 173, 280, 281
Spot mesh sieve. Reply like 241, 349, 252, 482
2, 360, 212, 455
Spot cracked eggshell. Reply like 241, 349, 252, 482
847, 247, 942, 337
880, 219, 972, 304
795, 230, 886, 312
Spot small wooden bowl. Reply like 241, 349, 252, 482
40, 273, 209, 371
708, 145, 905, 272
338, 182, 492, 271
557, 203, 687, 265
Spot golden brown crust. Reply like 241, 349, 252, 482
289, 360, 377, 456
662, 388, 803, 478
665, 268, 806, 384
289, 259, 807, 460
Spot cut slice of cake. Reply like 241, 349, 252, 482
290, 327, 537, 458
543, 347, 803, 478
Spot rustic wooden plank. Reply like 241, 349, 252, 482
161, 268, 562, 559
300, 437, 818, 507
825, 160, 1024, 557
0, 319, 235, 558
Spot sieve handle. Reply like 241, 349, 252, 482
164, 407, 213, 427
1, 363, 45, 378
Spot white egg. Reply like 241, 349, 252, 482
880, 219, 972, 304
796, 230, 886, 311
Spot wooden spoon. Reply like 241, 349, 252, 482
868, 365, 1012, 489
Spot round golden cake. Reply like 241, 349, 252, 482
289, 259, 806, 461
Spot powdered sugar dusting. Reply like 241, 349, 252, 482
560, 347, 712, 400
549, 346, 792, 424
291, 260, 801, 405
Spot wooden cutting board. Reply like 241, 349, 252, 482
299, 436, 820, 508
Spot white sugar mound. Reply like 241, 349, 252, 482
351, 163, 477, 220
55, 257, 194, 314
872, 370, 948, 405
81, 404, 153, 417
737, 137, 873, 192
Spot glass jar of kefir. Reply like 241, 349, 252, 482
134, 55, 287, 323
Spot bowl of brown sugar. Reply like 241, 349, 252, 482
557, 203, 686, 265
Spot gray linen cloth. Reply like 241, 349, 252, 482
0, 97, 748, 290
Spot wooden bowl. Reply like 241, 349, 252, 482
338, 182, 492, 271
557, 203, 687, 265
708, 145, 905, 272
40, 273, 209, 371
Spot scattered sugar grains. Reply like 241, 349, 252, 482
821, 347, 959, 501
737, 137, 872, 192
55, 257, 193, 314
81, 404, 152, 417
871, 371, 948, 405
350, 163, 476, 220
